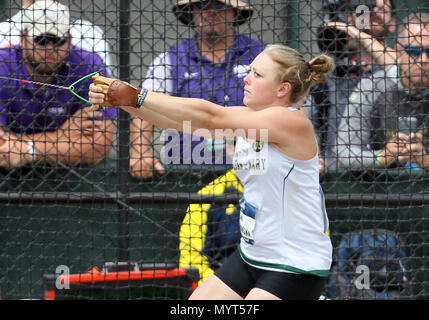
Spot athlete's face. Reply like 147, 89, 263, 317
243, 52, 287, 110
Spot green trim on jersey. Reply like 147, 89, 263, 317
238, 245, 330, 277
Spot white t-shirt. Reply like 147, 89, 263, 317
141, 52, 172, 93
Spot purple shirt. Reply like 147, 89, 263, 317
0, 45, 117, 134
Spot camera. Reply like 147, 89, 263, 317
316, 0, 349, 59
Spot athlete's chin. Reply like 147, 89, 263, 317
243, 96, 252, 108
243, 100, 260, 110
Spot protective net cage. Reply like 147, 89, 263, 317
0, 0, 428, 300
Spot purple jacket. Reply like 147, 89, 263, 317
0, 45, 117, 134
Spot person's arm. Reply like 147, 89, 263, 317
337, 66, 405, 170
121, 94, 312, 149
336, 75, 382, 169
0, 106, 114, 168
0, 127, 34, 167
326, 22, 397, 68
130, 117, 165, 178
90, 83, 316, 161
129, 52, 170, 179
34, 106, 114, 165
89, 88, 316, 160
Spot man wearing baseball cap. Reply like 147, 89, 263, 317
0, 0, 117, 168
130, 0, 266, 177
22, 0, 70, 38
0, 0, 113, 73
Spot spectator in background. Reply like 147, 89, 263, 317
307, 0, 396, 173
130, 0, 265, 178
336, 12, 429, 171
0, 0, 116, 168
0, 0, 114, 74
179, 169, 242, 285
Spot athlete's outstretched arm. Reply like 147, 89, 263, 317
89, 82, 312, 146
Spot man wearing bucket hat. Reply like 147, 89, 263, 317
173, 0, 254, 27
0, 0, 116, 168
130, 0, 265, 178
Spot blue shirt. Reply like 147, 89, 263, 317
0, 45, 117, 134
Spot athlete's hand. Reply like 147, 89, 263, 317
89, 74, 139, 109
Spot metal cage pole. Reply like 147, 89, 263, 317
116, 0, 131, 265
285, 0, 300, 50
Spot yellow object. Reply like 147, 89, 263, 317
178, 169, 243, 285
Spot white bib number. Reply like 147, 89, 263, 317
239, 198, 257, 245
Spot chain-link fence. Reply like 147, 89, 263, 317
0, 0, 428, 300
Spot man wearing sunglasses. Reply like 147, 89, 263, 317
337, 11, 429, 171
0, 0, 117, 168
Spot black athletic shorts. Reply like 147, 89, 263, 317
214, 250, 327, 300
